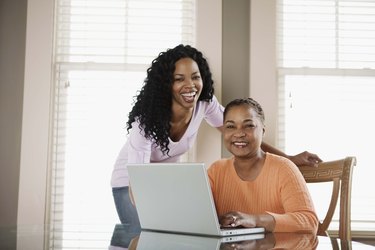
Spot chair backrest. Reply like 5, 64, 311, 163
298, 157, 356, 241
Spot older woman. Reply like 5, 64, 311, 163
208, 98, 319, 233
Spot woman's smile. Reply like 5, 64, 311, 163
181, 90, 197, 103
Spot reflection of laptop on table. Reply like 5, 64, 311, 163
136, 230, 265, 250
127, 163, 265, 237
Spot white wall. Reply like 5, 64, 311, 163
195, 0, 223, 166
17, 0, 54, 225
221, 0, 250, 158
250, 0, 278, 146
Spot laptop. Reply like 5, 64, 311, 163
127, 163, 265, 237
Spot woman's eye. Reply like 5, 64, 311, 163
245, 124, 256, 129
192, 75, 201, 80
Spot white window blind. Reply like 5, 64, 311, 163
277, 0, 375, 233
49, 0, 195, 248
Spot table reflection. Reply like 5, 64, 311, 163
0, 223, 372, 249
109, 224, 319, 250
108, 223, 375, 250
135, 231, 268, 250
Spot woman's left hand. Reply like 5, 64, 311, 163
288, 151, 322, 167
219, 212, 256, 228
220, 212, 276, 232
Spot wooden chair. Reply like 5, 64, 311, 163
298, 157, 356, 241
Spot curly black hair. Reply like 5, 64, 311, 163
127, 44, 215, 155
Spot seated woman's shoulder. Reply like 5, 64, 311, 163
266, 153, 299, 171
209, 157, 233, 170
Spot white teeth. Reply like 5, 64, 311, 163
181, 92, 196, 97
234, 142, 247, 146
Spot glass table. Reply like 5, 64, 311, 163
1, 223, 373, 250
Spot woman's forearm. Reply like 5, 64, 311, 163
261, 141, 288, 157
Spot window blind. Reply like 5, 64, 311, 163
278, 0, 375, 69
277, 0, 375, 233
49, 0, 195, 248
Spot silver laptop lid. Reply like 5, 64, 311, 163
127, 163, 222, 236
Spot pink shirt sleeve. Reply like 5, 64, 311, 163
203, 95, 224, 128
112, 95, 224, 187
126, 121, 152, 163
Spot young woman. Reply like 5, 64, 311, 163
208, 98, 318, 233
111, 45, 322, 226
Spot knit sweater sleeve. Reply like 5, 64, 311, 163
265, 156, 319, 233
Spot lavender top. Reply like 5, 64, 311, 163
111, 95, 224, 187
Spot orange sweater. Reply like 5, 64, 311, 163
208, 153, 318, 233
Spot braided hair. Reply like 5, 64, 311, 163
224, 98, 265, 126
127, 44, 215, 155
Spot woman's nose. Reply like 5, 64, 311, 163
184, 84, 195, 92
188, 80, 195, 88
234, 129, 245, 137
